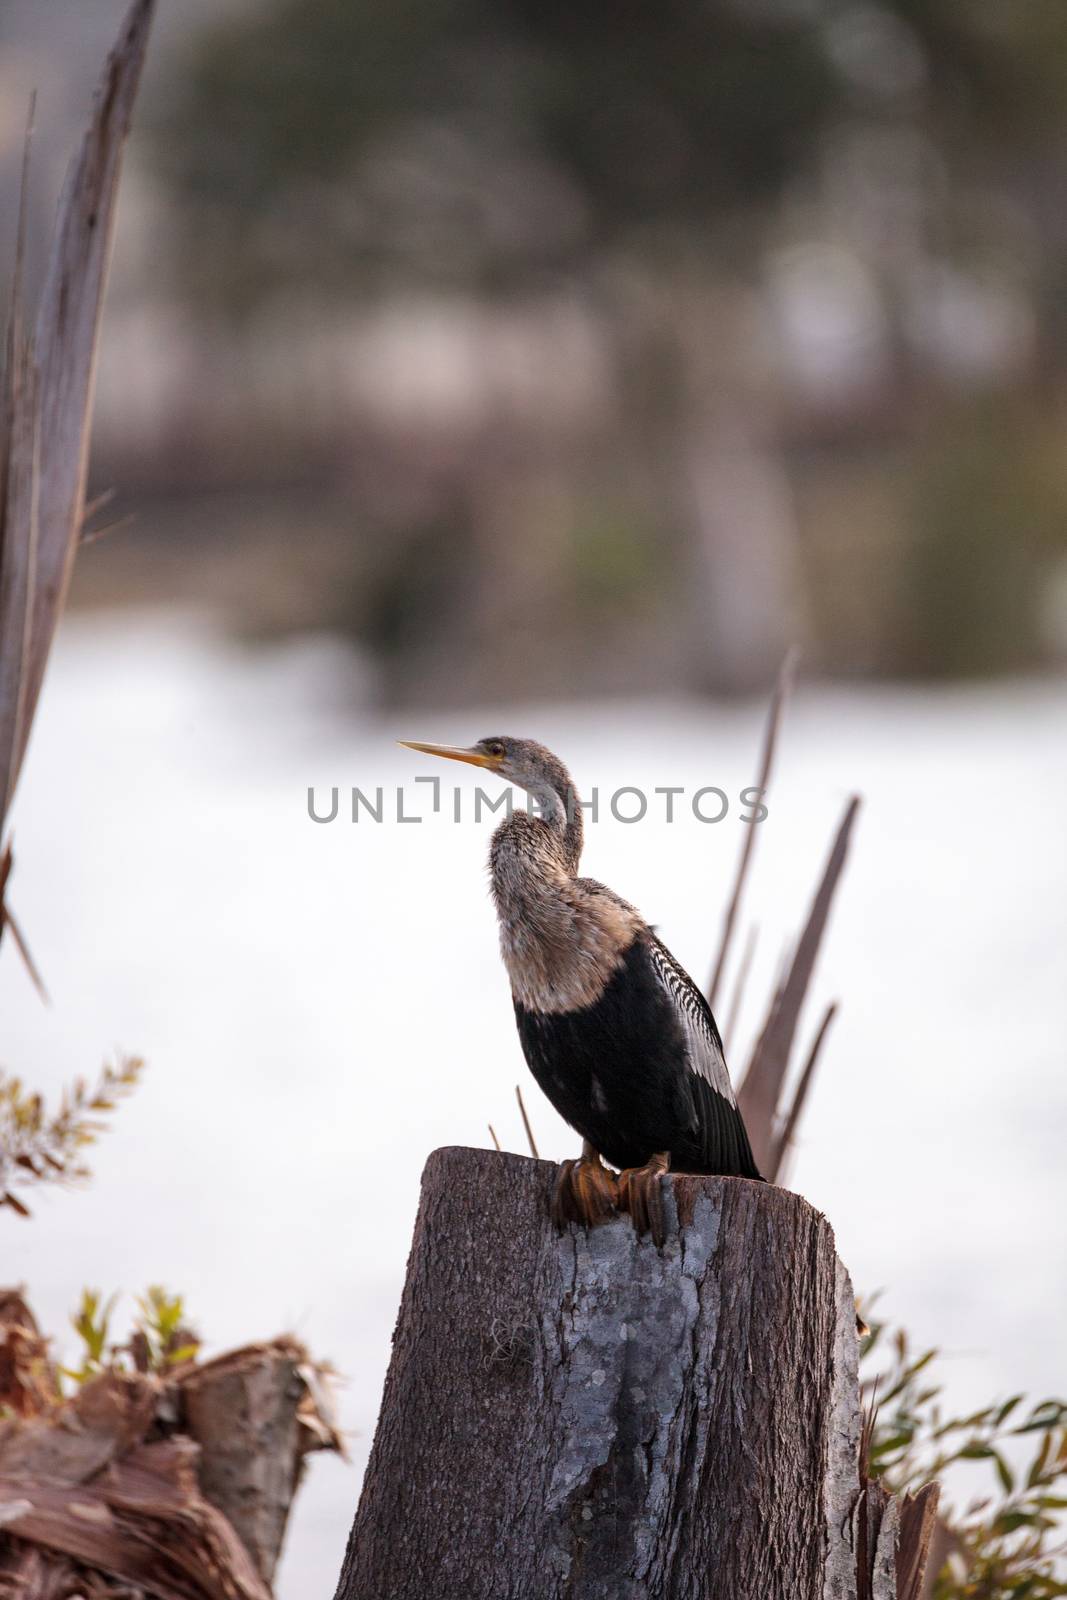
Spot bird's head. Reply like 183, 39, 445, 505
398, 735, 576, 827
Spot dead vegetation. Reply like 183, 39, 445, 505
0, 0, 153, 973
0, 1291, 342, 1600
705, 652, 860, 1184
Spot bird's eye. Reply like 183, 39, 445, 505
487, 742, 505, 758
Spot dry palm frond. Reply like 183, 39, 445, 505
707, 648, 795, 1007
769, 999, 838, 1183
738, 795, 860, 1176
0, 0, 154, 988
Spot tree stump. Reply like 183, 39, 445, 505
334, 1147, 904, 1600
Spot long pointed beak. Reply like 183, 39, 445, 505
398, 740, 501, 770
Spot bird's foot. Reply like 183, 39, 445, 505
617, 1151, 671, 1248
551, 1146, 619, 1232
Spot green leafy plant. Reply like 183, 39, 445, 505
861, 1310, 1067, 1598
133, 1286, 201, 1371
64, 1285, 201, 1389
0, 1056, 145, 1217
65, 1288, 120, 1385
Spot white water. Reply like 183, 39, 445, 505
2, 609, 1064, 1595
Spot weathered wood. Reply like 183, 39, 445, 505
336, 1146, 882, 1600
0, 1298, 342, 1599
181, 1339, 338, 1586
898, 1485, 941, 1600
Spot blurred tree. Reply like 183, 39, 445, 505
154, 0, 1067, 311
898, 402, 1067, 677
154, 0, 835, 307
146, 0, 1067, 689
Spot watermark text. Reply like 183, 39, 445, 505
306, 782, 768, 826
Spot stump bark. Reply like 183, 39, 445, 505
335, 1147, 909, 1600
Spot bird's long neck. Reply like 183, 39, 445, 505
549, 784, 583, 877
489, 781, 642, 1014
489, 808, 638, 1012
487, 800, 578, 991
487, 760, 582, 968
511, 769, 582, 875
562, 786, 583, 875
488, 808, 577, 920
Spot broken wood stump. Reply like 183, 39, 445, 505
0, 1293, 342, 1600
336, 1147, 930, 1600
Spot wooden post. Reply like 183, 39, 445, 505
334, 1147, 916, 1600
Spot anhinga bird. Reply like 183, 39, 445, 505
400, 736, 763, 1241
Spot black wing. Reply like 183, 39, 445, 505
645, 932, 763, 1180
645, 934, 733, 1101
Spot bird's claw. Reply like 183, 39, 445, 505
617, 1152, 671, 1248
552, 1155, 618, 1231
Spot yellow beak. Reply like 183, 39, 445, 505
397, 740, 501, 770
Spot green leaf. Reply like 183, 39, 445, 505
1028, 1432, 1053, 1487
871, 1431, 913, 1456
1014, 1401, 1067, 1435
993, 1508, 1039, 1535
166, 1342, 199, 1366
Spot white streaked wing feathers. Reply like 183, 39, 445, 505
646, 937, 735, 1104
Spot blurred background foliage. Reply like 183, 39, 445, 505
862, 1313, 1067, 1598
4, 0, 1067, 701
